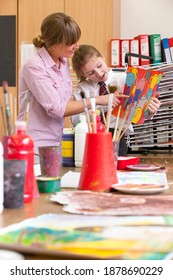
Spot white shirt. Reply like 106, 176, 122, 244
71, 69, 134, 134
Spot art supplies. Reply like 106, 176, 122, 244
1, 213, 173, 260
52, 179, 170, 216
2, 81, 12, 136
78, 132, 118, 192
105, 93, 114, 132
61, 128, 75, 167
74, 114, 88, 167
7, 121, 37, 203
39, 145, 61, 176
4, 159, 26, 209
36, 176, 61, 193
112, 66, 163, 125
0, 142, 3, 213
80, 91, 91, 132
90, 96, 97, 133
1, 81, 18, 156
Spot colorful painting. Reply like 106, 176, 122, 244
0, 214, 173, 260
112, 66, 163, 124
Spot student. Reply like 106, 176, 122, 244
17, 13, 118, 154
71, 44, 161, 156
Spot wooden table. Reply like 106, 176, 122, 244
0, 154, 173, 259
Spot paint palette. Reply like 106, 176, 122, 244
126, 164, 162, 171
112, 184, 169, 195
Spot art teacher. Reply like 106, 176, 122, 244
17, 12, 118, 155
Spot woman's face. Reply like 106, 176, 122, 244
52, 42, 80, 59
81, 55, 109, 83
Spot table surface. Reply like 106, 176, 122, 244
1, 154, 173, 259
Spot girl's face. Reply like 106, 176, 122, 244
81, 55, 109, 83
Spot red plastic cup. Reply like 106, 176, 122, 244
78, 132, 118, 192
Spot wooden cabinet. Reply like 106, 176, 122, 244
18, 0, 64, 68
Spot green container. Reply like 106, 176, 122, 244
36, 176, 61, 193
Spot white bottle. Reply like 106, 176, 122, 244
74, 114, 88, 167
0, 142, 4, 213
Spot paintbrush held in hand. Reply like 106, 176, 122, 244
108, 84, 129, 98
108, 85, 118, 93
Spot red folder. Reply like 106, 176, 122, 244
129, 39, 140, 66
134, 35, 150, 65
120, 39, 130, 67
110, 39, 121, 67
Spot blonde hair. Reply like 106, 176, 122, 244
33, 12, 81, 48
72, 44, 102, 81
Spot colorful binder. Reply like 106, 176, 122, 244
110, 39, 121, 67
149, 34, 162, 64
161, 38, 172, 63
134, 34, 150, 65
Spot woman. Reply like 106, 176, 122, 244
17, 13, 117, 153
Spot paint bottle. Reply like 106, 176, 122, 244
96, 115, 105, 133
7, 121, 36, 203
61, 128, 75, 167
74, 114, 88, 167
91, 109, 105, 133
0, 141, 4, 213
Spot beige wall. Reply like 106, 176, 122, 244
0, 0, 120, 138
120, 0, 173, 39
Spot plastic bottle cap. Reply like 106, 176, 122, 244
63, 128, 74, 134
97, 115, 101, 121
15, 121, 26, 131
79, 114, 86, 123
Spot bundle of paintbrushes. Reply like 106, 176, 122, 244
0, 81, 30, 137
1, 81, 16, 136
108, 85, 131, 144
80, 88, 130, 141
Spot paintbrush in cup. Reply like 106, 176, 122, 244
90, 94, 97, 133
112, 105, 121, 142
106, 93, 114, 132
2, 81, 12, 135
101, 108, 107, 126
80, 91, 92, 132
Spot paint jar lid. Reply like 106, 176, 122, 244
63, 128, 74, 134
0, 249, 24, 260
15, 120, 26, 131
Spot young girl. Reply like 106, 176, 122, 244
71, 44, 161, 156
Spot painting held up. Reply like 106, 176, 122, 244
112, 66, 163, 124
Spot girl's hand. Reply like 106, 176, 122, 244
95, 92, 121, 107
148, 96, 160, 114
